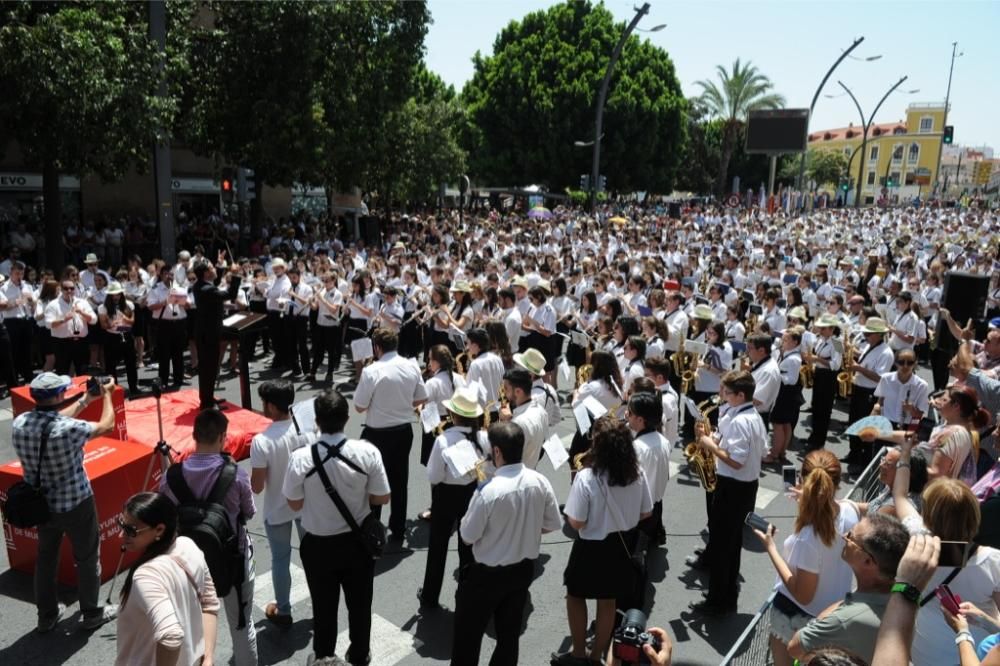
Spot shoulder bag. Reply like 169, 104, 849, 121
310, 443, 386, 559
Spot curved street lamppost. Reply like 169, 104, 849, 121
587, 3, 658, 213
838, 76, 910, 207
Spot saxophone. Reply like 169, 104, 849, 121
800, 353, 815, 389
672, 337, 696, 394
576, 363, 593, 388
683, 397, 722, 492
837, 338, 855, 399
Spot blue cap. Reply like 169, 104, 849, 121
990, 317, 1000, 329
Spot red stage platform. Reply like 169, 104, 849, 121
124, 389, 271, 461
11, 375, 128, 440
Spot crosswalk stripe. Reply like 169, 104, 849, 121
755, 487, 779, 510
338, 613, 421, 665
0, 408, 12, 423
254, 561, 311, 612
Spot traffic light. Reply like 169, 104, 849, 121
943, 125, 954, 145
840, 180, 850, 192
580, 174, 590, 191
598, 175, 607, 192
220, 167, 236, 203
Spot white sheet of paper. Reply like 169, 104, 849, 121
441, 440, 480, 478
558, 359, 572, 385
573, 402, 592, 435
543, 433, 570, 470
684, 396, 702, 420
420, 402, 441, 434
581, 396, 608, 419
222, 313, 246, 328
570, 330, 591, 347
684, 339, 709, 358
351, 338, 374, 361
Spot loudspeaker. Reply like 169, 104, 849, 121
668, 202, 681, 219
935, 271, 990, 353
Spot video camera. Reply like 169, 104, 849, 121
613, 608, 661, 665
86, 375, 111, 397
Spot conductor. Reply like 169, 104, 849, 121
192, 252, 242, 410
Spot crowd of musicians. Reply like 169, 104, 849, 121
4, 203, 1000, 665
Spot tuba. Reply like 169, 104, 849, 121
837, 339, 855, 399
683, 397, 722, 492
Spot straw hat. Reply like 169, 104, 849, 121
271, 258, 287, 269
692, 304, 715, 321
513, 348, 546, 376
106, 282, 124, 295
787, 306, 807, 321
84, 253, 99, 265
443, 386, 484, 418
510, 276, 528, 289
536, 279, 551, 293
450, 280, 472, 293
814, 313, 841, 328
861, 317, 889, 334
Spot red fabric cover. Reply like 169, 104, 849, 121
124, 389, 270, 461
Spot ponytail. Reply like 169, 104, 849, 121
795, 449, 842, 547
972, 407, 991, 431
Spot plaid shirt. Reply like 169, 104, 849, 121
12, 409, 96, 513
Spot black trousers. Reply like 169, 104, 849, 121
362, 424, 413, 535
290, 317, 310, 373
54, 337, 89, 376
847, 385, 878, 464
248, 300, 269, 355
421, 481, 475, 605
398, 313, 422, 358
0, 321, 17, 389
104, 331, 138, 393
300, 531, 374, 661
4, 318, 34, 384
807, 368, 837, 449
311, 324, 342, 376
157, 319, 186, 386
196, 335, 221, 408
451, 558, 535, 666
706, 475, 758, 607
267, 311, 287, 366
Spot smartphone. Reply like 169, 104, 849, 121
749, 304, 763, 316
938, 541, 974, 568
782, 465, 799, 491
744, 511, 771, 533
936, 584, 963, 615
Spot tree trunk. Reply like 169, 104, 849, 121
42, 159, 64, 271
715, 121, 738, 199
249, 171, 264, 246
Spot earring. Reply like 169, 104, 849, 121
155, 536, 161, 541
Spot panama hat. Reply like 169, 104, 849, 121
815, 313, 841, 328
536, 279, 551, 293
443, 386, 484, 418
787, 306, 807, 321
271, 258, 287, 269
510, 276, 529, 289
450, 280, 472, 293
105, 282, 124, 295
861, 317, 889, 334
513, 348, 547, 376
84, 253, 99, 264
692, 304, 715, 321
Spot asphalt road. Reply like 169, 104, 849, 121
0, 354, 883, 666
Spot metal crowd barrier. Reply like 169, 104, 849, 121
719, 447, 887, 665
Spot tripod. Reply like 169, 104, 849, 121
105, 378, 180, 604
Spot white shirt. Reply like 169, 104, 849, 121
776, 349, 803, 385
663, 309, 689, 352
714, 403, 766, 482
265, 274, 292, 312
531, 379, 561, 428
503, 306, 522, 345
282, 434, 391, 536
656, 383, 680, 445
287, 281, 314, 318
427, 426, 490, 486
354, 351, 428, 427
875, 372, 930, 426
459, 463, 561, 566
466, 352, 506, 407
529, 302, 556, 334
250, 419, 317, 525
0, 279, 33, 321
573, 379, 621, 413
646, 335, 666, 359
811, 336, 843, 372
623, 359, 645, 394
315, 288, 343, 327
889, 309, 920, 351
854, 340, 895, 390
148, 283, 188, 321
564, 467, 653, 540
511, 400, 549, 469
44, 296, 97, 339
424, 370, 462, 416
633, 430, 671, 503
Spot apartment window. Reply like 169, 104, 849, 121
867, 171, 876, 186
869, 145, 879, 161
843, 148, 851, 157
909, 143, 920, 163
890, 171, 901, 186
919, 117, 934, 133
892, 145, 904, 162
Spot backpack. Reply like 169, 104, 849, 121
166, 457, 247, 627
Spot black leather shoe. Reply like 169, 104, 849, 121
685, 552, 709, 570
688, 599, 735, 616
345, 648, 372, 665
416, 588, 441, 611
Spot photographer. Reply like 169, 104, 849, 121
603, 624, 673, 665
11, 372, 119, 633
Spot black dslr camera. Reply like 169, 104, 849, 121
86, 375, 110, 397
612, 608, 660, 664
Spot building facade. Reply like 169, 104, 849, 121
807, 102, 947, 204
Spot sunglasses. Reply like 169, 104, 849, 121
117, 516, 152, 538
897, 360, 916, 366
62, 287, 75, 292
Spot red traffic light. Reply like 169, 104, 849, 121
222, 179, 232, 192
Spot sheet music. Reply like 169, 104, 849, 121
543, 433, 570, 470
351, 338, 374, 361
441, 440, 480, 478
581, 396, 609, 419
420, 402, 442, 434
222, 313, 247, 328
573, 402, 592, 435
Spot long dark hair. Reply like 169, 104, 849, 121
103, 291, 133, 319
590, 350, 622, 394
486, 321, 513, 367
429, 344, 456, 389
588, 416, 640, 487
120, 492, 178, 604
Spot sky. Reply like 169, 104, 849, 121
424, 0, 1000, 151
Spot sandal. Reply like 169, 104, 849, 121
264, 601, 292, 628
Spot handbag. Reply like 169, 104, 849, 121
2, 414, 56, 528
310, 442, 386, 559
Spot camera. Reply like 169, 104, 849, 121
613, 608, 661, 664
86, 375, 110, 397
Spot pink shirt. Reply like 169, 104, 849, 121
115, 536, 220, 666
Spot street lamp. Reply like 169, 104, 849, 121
838, 76, 911, 207
636, 24, 666, 32
574, 134, 605, 148
841, 49, 883, 62
796, 37, 867, 193
587, 2, 655, 213
932, 42, 964, 196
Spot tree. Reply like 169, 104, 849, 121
695, 58, 785, 198
778, 149, 848, 189
674, 98, 721, 194
462, 0, 686, 193
0, 1, 176, 270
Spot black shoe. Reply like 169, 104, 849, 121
687, 599, 735, 616
416, 588, 441, 611
550, 652, 592, 666
685, 553, 709, 570
345, 649, 372, 666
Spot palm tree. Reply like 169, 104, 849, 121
696, 58, 785, 198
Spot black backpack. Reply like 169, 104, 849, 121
167, 457, 247, 627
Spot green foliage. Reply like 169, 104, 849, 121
461, 0, 686, 193
695, 58, 785, 196
778, 149, 848, 188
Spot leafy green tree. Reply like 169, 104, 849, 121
695, 58, 785, 198
462, 0, 686, 193
0, 0, 176, 270
674, 98, 721, 194
778, 149, 848, 188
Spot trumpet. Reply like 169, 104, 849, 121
683, 397, 722, 492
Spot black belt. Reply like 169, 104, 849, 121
363, 423, 411, 432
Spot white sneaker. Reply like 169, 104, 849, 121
80, 605, 118, 630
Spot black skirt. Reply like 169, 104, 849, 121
771, 382, 804, 425
564, 530, 638, 599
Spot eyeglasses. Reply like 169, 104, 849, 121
117, 516, 152, 538
842, 529, 876, 561
62, 287, 75, 292
897, 360, 916, 366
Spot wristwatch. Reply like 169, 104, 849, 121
890, 582, 921, 604
955, 630, 975, 646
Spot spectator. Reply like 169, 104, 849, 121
916, 385, 990, 483
114, 492, 219, 666
858, 446, 929, 518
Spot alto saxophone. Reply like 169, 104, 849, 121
800, 355, 815, 389
672, 337, 696, 394
837, 339, 855, 399
684, 397, 722, 492
576, 363, 593, 388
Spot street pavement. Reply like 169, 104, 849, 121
0, 354, 891, 666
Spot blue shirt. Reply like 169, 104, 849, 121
12, 409, 96, 513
